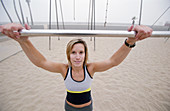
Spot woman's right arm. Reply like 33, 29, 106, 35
18, 39, 67, 75
0, 23, 67, 76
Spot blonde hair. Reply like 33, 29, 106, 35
66, 39, 88, 66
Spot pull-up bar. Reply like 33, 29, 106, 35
17, 29, 170, 37
0, 29, 169, 37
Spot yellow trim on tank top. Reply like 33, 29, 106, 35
66, 88, 91, 93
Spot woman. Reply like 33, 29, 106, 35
0, 23, 152, 111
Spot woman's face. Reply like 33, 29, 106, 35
70, 43, 85, 68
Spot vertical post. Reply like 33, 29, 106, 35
26, 17, 29, 25
55, 0, 59, 29
90, 0, 93, 41
73, 0, 75, 21
55, 0, 60, 40
93, 0, 96, 51
26, 0, 34, 25
13, 0, 22, 24
88, 0, 92, 30
91, 0, 94, 31
59, 0, 65, 29
19, 0, 25, 25
139, 0, 143, 25
49, 0, 52, 50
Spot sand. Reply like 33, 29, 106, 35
0, 37, 170, 111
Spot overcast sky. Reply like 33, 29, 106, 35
0, 0, 170, 25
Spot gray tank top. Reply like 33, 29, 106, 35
64, 65, 93, 93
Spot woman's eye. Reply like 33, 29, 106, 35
72, 51, 75, 54
80, 51, 84, 54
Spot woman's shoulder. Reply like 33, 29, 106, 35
86, 63, 95, 77
61, 63, 69, 78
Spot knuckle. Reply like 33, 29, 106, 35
1, 31, 5, 34
150, 29, 153, 33
7, 28, 11, 32
11, 26, 16, 30
143, 31, 147, 35
139, 29, 145, 33
148, 32, 152, 37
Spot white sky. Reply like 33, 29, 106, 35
0, 0, 170, 25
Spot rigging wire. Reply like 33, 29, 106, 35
59, 0, 65, 29
26, 16, 29, 25
91, 0, 94, 30
151, 6, 170, 43
151, 6, 170, 28
55, 0, 59, 29
18, 0, 25, 25
88, 0, 92, 30
90, 0, 93, 41
93, 0, 96, 51
55, 0, 60, 40
104, 0, 109, 27
93, 0, 95, 30
0, 0, 13, 23
26, 0, 34, 25
13, 0, 22, 24
90, 0, 96, 50
49, 0, 52, 50
73, 0, 75, 21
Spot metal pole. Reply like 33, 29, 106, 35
18, 0, 25, 25
55, 0, 60, 40
59, 0, 65, 29
91, 0, 94, 31
26, 0, 34, 25
13, 0, 22, 24
0, 0, 13, 23
88, 0, 92, 30
26, 17, 29, 25
73, 0, 75, 21
49, 0, 52, 50
139, 0, 143, 25
10, 29, 170, 38
93, 0, 96, 51
55, 0, 59, 30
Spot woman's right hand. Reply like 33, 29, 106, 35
0, 23, 30, 43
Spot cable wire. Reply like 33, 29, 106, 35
18, 0, 25, 24
59, 0, 65, 29
0, 0, 13, 23
104, 0, 109, 27
151, 6, 170, 27
13, 0, 22, 24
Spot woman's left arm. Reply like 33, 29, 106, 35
91, 25, 153, 73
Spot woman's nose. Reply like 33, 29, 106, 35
75, 53, 80, 59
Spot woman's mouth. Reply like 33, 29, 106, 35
74, 61, 81, 63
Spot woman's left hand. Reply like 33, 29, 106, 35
128, 25, 153, 41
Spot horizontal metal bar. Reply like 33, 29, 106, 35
19, 29, 170, 37
0, 29, 170, 37
19, 29, 137, 37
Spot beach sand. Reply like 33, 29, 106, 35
0, 37, 170, 111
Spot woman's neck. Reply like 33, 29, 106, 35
72, 65, 84, 73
